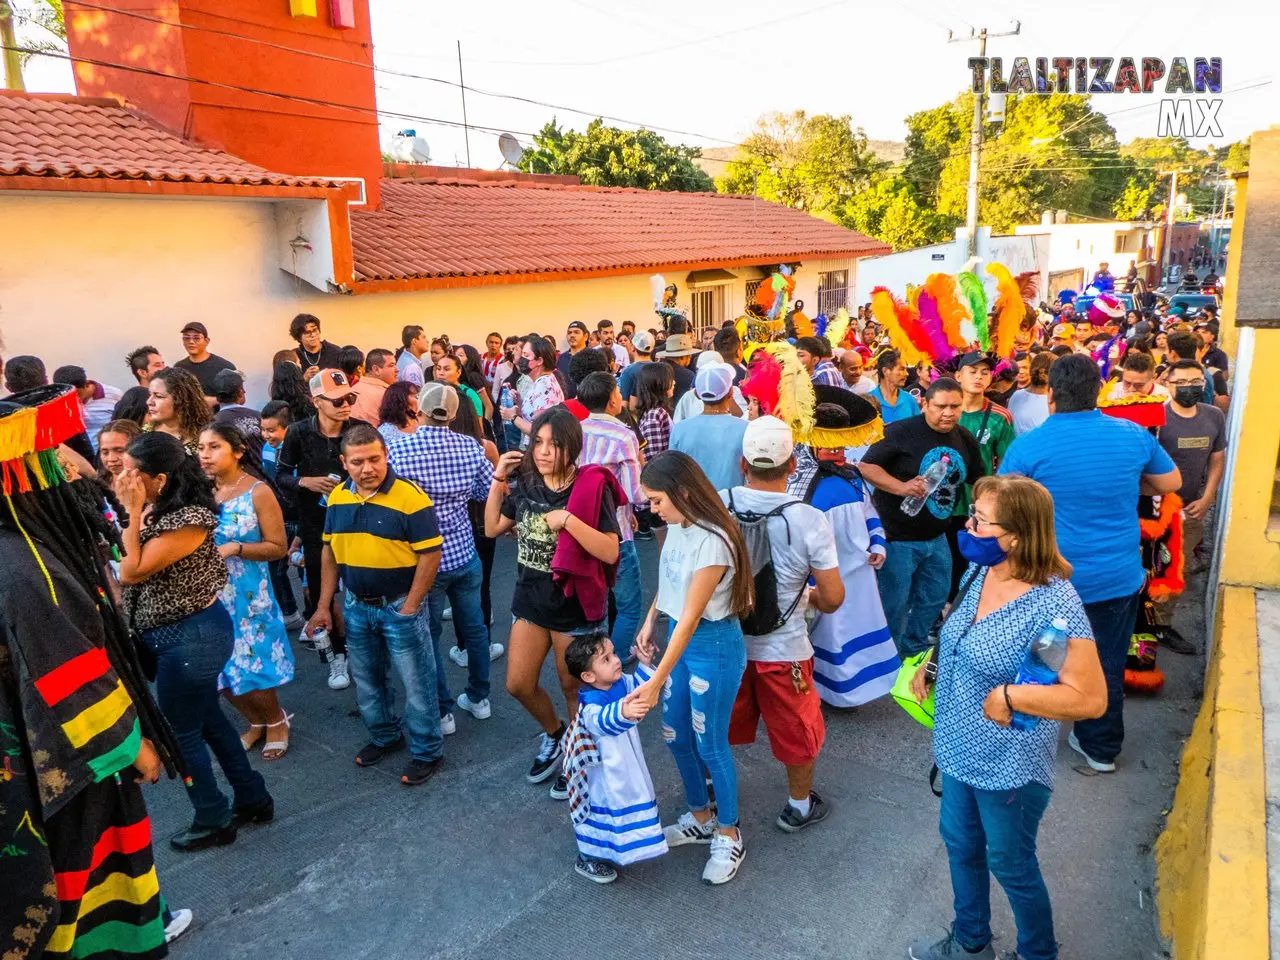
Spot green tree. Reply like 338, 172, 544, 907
715, 111, 884, 221
1220, 139, 1250, 175
13, 0, 64, 68
843, 177, 948, 250
517, 119, 713, 192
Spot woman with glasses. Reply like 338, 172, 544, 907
907, 474, 1106, 960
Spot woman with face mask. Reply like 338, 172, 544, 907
907, 474, 1105, 960
500, 334, 564, 449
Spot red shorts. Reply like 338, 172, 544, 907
729, 659, 825, 766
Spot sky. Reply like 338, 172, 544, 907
17, 0, 1279, 169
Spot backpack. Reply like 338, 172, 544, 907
726, 488, 805, 637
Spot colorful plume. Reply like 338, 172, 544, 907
956, 268, 988, 350
741, 350, 783, 415
824, 308, 850, 354
761, 342, 816, 437
869, 287, 927, 366
924, 273, 971, 351
915, 289, 957, 365
986, 262, 1024, 359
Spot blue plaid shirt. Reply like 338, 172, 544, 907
387, 427, 495, 572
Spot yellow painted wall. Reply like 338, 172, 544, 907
0, 192, 851, 402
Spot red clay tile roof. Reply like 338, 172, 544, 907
349, 177, 889, 284
0, 93, 336, 188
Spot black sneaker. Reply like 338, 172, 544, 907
527, 725, 565, 783
400, 757, 443, 787
549, 773, 569, 800
230, 796, 274, 828
170, 822, 236, 852
775, 791, 830, 833
574, 855, 618, 884
355, 737, 405, 767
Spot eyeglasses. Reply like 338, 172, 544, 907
181, 334, 206, 342
1168, 379, 1206, 389
967, 504, 1006, 529
321, 394, 358, 407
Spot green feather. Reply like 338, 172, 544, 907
957, 271, 990, 351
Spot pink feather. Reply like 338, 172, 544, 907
916, 291, 956, 364
741, 351, 783, 416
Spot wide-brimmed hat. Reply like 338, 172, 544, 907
658, 333, 696, 357
799, 384, 882, 450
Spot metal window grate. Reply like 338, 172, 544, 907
692, 285, 726, 330
817, 269, 849, 318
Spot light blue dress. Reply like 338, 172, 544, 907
216, 483, 294, 694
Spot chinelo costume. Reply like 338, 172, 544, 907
0, 385, 185, 959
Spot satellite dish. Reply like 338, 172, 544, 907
498, 132, 523, 168
391, 130, 431, 165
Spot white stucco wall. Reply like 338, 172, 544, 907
0, 193, 855, 405
1012, 222, 1151, 278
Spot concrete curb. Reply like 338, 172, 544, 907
1155, 584, 1270, 960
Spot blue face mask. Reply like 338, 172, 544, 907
957, 528, 1008, 567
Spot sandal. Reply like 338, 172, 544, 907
240, 723, 266, 751
261, 712, 294, 761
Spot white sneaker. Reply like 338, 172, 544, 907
456, 693, 491, 719
283, 611, 305, 631
702, 831, 745, 885
327, 654, 350, 690
440, 713, 457, 736
164, 908, 193, 944
442, 607, 453, 621
1067, 731, 1116, 773
488, 642, 505, 661
448, 645, 468, 668
663, 811, 717, 847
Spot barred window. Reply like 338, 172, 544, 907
745, 279, 763, 310
692, 285, 727, 330
817, 269, 849, 317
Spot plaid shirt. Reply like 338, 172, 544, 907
638, 407, 672, 460
387, 426, 495, 572
580, 414, 642, 541
812, 359, 846, 389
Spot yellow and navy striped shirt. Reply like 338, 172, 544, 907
322, 468, 443, 599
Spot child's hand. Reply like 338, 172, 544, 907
620, 692, 650, 722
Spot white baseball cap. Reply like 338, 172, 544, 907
742, 415, 794, 468
631, 330, 655, 354
694, 364, 735, 402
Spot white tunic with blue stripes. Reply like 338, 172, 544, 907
804, 470, 902, 707
573, 665, 669, 865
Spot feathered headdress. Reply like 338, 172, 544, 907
796, 384, 884, 450
756, 265, 796, 322
986, 263, 1038, 360
0, 385, 85, 495
740, 342, 816, 438
788, 298, 814, 338
823, 308, 851, 355
869, 287, 928, 366
956, 260, 988, 349
650, 273, 687, 327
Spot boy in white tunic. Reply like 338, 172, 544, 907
563, 633, 669, 883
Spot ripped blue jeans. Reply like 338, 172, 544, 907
661, 616, 747, 827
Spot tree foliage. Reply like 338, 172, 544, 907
13, 0, 65, 68
715, 111, 884, 222
517, 119, 713, 192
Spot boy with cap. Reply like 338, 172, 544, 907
672, 352, 746, 423
174, 322, 236, 400
618, 330, 656, 405
278, 369, 371, 692
670, 364, 749, 492
556, 322, 591, 399
723, 417, 845, 832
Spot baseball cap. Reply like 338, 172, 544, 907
696, 350, 724, 371
419, 382, 460, 422
1051, 323, 1075, 341
694, 364, 735, 402
567, 321, 589, 335
309, 369, 353, 401
742, 415, 794, 468
954, 350, 994, 371
180, 321, 208, 337
212, 368, 245, 397
631, 330, 655, 355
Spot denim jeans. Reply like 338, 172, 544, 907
268, 557, 298, 617
426, 551, 490, 712
939, 774, 1056, 960
143, 602, 270, 828
1073, 590, 1142, 764
611, 540, 643, 657
344, 594, 443, 762
876, 534, 952, 658
661, 617, 747, 827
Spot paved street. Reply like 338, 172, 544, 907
154, 538, 1204, 960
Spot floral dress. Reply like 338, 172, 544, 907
215, 483, 294, 694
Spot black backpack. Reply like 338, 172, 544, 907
726, 489, 805, 637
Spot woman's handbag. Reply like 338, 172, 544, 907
890, 567, 980, 730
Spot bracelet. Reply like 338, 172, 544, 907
1002, 683, 1014, 714
237, 542, 243, 557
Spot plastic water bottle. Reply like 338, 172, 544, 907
311, 627, 334, 664
500, 385, 515, 412
1010, 618, 1070, 731
901, 454, 951, 516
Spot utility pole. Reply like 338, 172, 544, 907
457, 40, 471, 168
1156, 168, 1191, 284
948, 21, 1020, 258
0, 0, 26, 92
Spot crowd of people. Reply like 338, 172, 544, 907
1, 271, 1229, 958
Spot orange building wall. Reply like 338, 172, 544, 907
65, 0, 383, 207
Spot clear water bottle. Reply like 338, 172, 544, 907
500, 385, 515, 412
1010, 617, 1070, 731
311, 627, 334, 664
901, 454, 951, 516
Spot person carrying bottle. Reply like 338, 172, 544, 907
906, 474, 1106, 960
858, 378, 986, 658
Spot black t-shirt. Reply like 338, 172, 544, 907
664, 360, 695, 403
174, 354, 236, 396
860, 416, 985, 542
501, 478, 620, 631
276, 416, 371, 536
294, 341, 343, 372
1203, 346, 1228, 375
555, 350, 580, 399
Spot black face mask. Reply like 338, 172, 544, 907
518, 358, 532, 375
1174, 385, 1202, 408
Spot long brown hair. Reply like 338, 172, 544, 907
640, 451, 754, 617
972, 474, 1071, 585
152, 367, 212, 442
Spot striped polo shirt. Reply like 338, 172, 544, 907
322, 467, 443, 599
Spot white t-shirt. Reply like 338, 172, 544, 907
721, 487, 838, 662
610, 343, 630, 369
853, 375, 877, 395
656, 522, 738, 624
1006, 389, 1050, 437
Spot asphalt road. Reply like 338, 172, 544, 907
153, 537, 1201, 960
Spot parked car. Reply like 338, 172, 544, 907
1159, 292, 1221, 316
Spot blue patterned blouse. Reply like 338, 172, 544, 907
933, 565, 1095, 791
